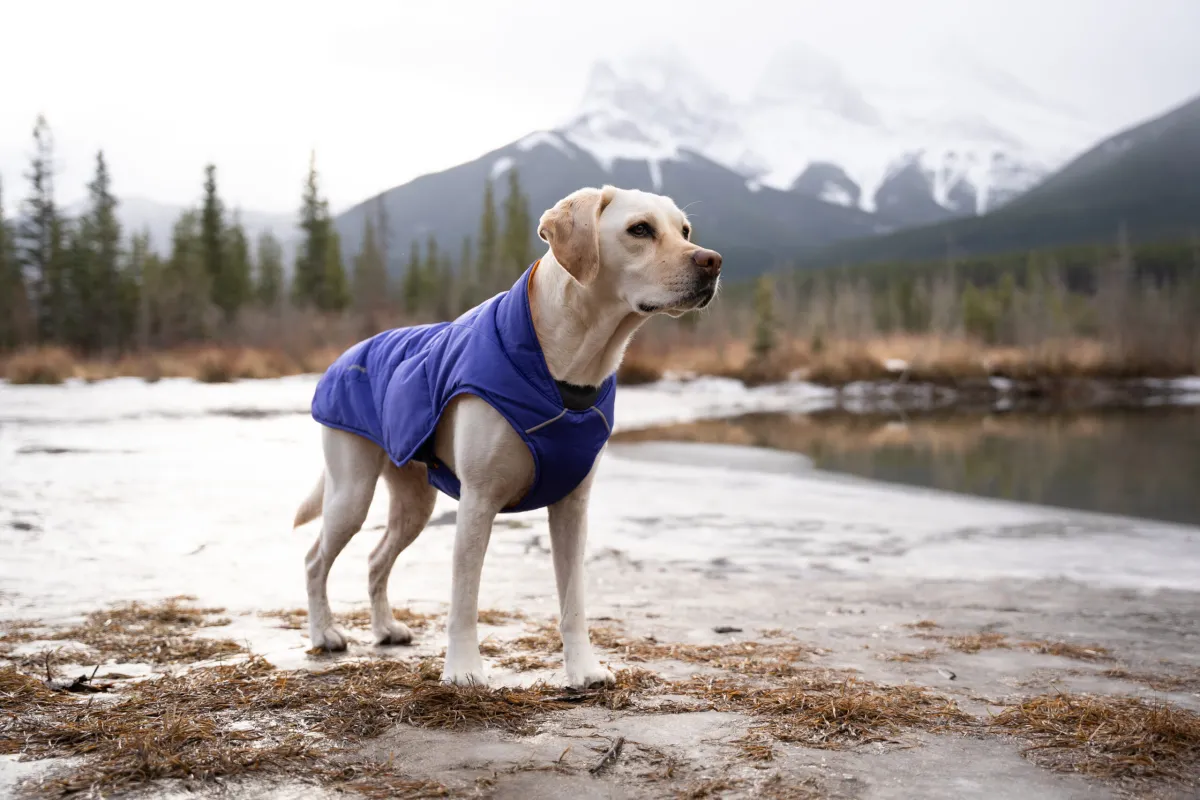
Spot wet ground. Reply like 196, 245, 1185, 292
2, 375, 1199, 798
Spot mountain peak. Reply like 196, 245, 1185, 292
559, 46, 1103, 218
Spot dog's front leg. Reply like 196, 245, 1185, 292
442, 490, 497, 686
548, 468, 615, 690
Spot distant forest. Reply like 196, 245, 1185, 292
2, 115, 1198, 374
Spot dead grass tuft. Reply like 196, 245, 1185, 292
905, 620, 940, 630
495, 654, 557, 672
1101, 667, 1200, 694
316, 762, 450, 799
513, 621, 815, 677
49, 597, 243, 664
477, 608, 527, 625
920, 631, 1010, 654
1021, 640, 1112, 662
260, 607, 440, 633
881, 648, 942, 663
3, 347, 78, 385
990, 693, 1200, 780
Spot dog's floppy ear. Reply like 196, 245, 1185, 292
537, 186, 615, 285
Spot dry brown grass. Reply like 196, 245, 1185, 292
512, 620, 814, 678
905, 620, 940, 630
917, 631, 1009, 654
495, 654, 558, 672
881, 649, 942, 663
990, 693, 1200, 781
2, 346, 78, 385
1102, 667, 1200, 694
675, 670, 971, 750
0, 653, 660, 797
48, 596, 243, 665
6, 344, 347, 386
1021, 640, 1112, 662
261, 607, 441, 633
618, 333, 1198, 388
478, 608, 527, 625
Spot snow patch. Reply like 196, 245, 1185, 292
489, 156, 514, 180
819, 182, 855, 207
647, 159, 663, 191
515, 131, 575, 158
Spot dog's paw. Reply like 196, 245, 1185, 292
374, 620, 414, 646
441, 665, 487, 687
310, 624, 350, 652
565, 661, 615, 690
442, 647, 486, 686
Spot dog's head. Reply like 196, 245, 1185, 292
537, 186, 721, 317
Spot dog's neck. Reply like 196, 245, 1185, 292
528, 253, 644, 388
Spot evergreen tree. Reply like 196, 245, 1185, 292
402, 240, 422, 316
352, 214, 388, 313
435, 250, 455, 321
18, 114, 67, 343
322, 228, 349, 312
475, 179, 498, 293
292, 152, 347, 311
61, 219, 92, 351
752, 275, 777, 359
164, 210, 210, 344
457, 235, 475, 310
124, 230, 153, 350
78, 151, 122, 352
500, 168, 533, 281
0, 177, 33, 348
218, 211, 252, 320
254, 230, 284, 311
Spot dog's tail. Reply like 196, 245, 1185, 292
293, 473, 325, 529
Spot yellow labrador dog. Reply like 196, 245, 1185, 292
293, 185, 722, 688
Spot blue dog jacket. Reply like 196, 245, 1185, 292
311, 262, 616, 513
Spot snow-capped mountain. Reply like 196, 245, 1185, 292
557, 44, 1102, 223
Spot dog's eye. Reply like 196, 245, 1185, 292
627, 222, 653, 238
682, 226, 691, 240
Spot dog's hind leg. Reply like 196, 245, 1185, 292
306, 427, 385, 651
368, 462, 437, 645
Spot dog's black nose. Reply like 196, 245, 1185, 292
691, 248, 722, 275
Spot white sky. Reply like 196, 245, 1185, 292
2, 0, 1198, 216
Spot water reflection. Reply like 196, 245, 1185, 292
613, 405, 1200, 527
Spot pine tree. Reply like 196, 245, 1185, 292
500, 168, 533, 281
77, 151, 122, 352
322, 227, 349, 312
475, 179, 498, 294
456, 235, 475, 310
421, 235, 440, 316
352, 214, 388, 313
164, 210, 210, 344
752, 275, 777, 359
18, 115, 67, 344
219, 211, 252, 320
61, 219, 93, 351
124, 230, 153, 350
0, 177, 33, 348
292, 152, 347, 311
402, 240, 422, 316
254, 230, 284, 311
435, 251, 455, 321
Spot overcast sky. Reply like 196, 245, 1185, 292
2, 0, 1198, 216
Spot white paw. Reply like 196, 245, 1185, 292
565, 661, 615, 690
442, 647, 486, 686
441, 664, 487, 687
374, 619, 414, 646
310, 624, 350, 652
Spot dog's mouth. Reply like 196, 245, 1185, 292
637, 279, 719, 316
